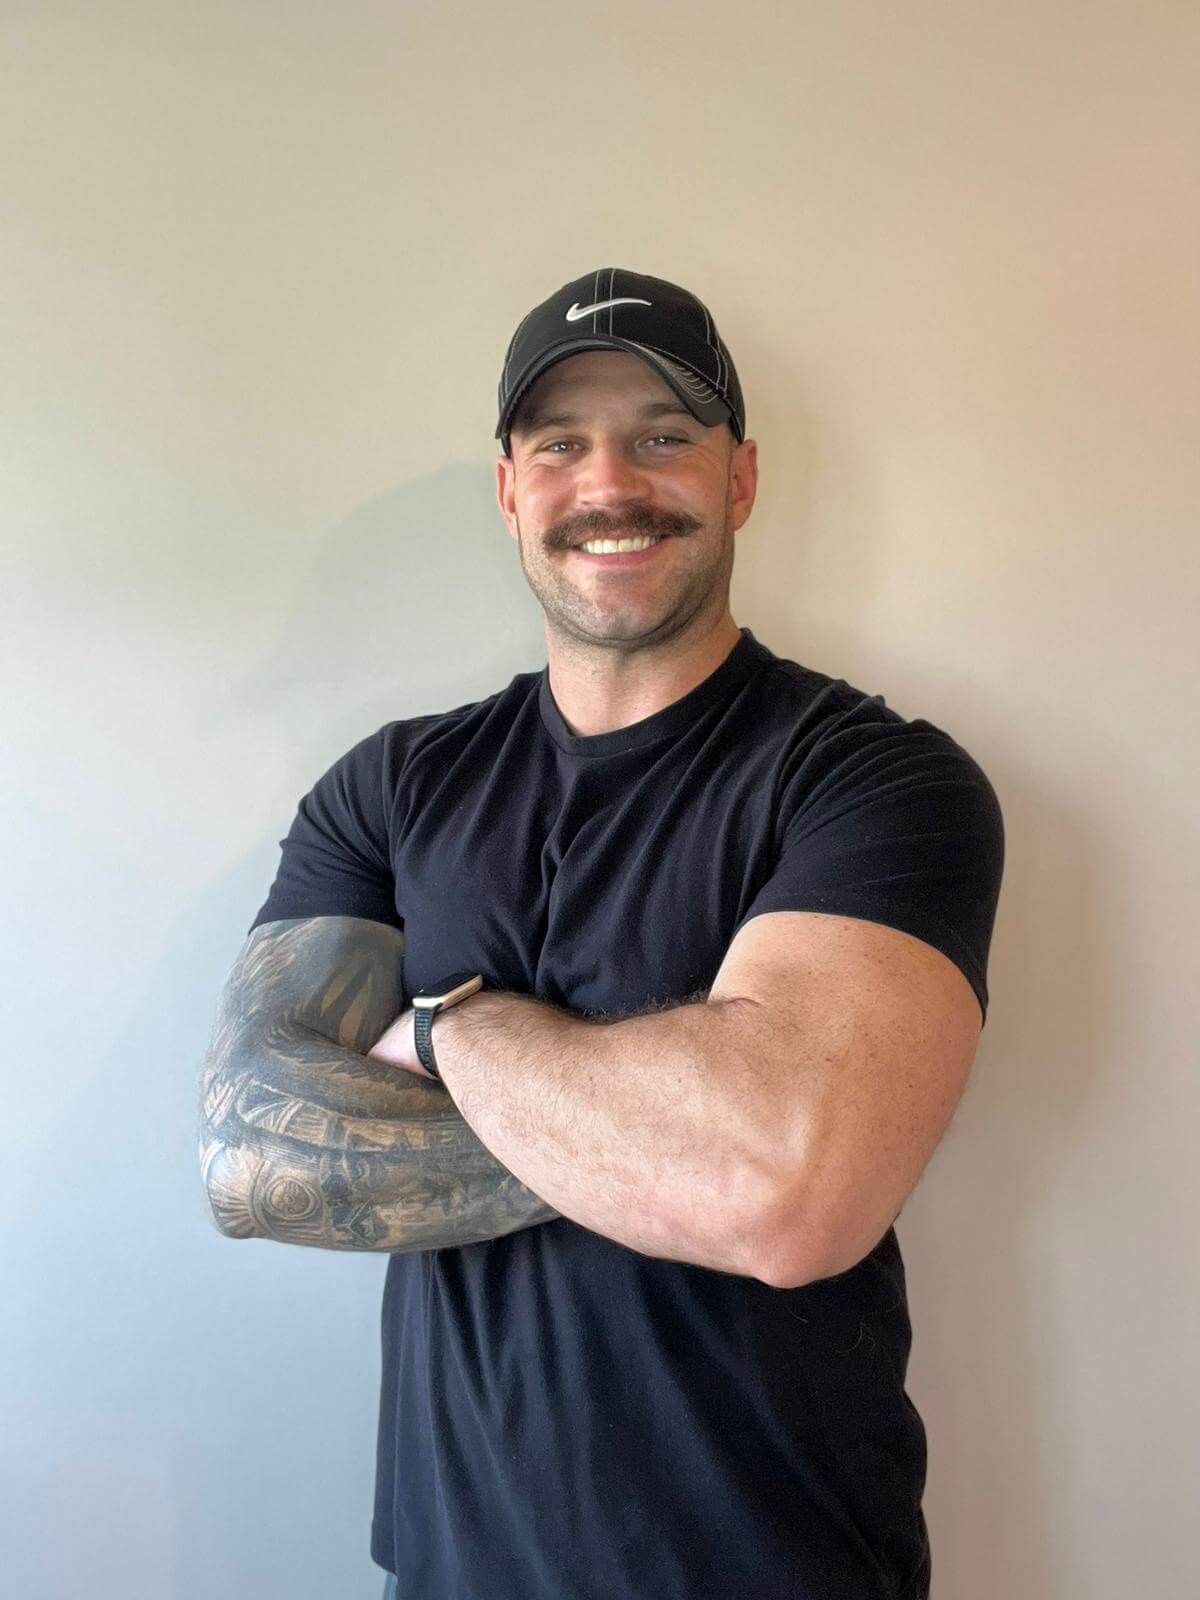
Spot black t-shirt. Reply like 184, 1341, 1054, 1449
251, 626, 1004, 1600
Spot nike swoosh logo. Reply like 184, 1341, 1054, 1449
565, 297, 652, 321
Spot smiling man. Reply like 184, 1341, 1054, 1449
199, 267, 1005, 1600
494, 340, 753, 737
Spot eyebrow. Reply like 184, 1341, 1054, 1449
514, 400, 696, 435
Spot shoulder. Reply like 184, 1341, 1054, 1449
741, 641, 1003, 856
751, 641, 997, 789
332, 665, 545, 786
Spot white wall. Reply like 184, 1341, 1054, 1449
3, 4, 1196, 1596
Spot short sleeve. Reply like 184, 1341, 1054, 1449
249, 725, 402, 934
733, 716, 1005, 1026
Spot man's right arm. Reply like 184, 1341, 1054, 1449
198, 914, 560, 1252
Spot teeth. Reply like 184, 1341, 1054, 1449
579, 535, 663, 554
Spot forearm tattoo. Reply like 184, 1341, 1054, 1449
198, 916, 560, 1252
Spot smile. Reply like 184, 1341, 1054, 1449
569, 535, 670, 568
577, 534, 664, 554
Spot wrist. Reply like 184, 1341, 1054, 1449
413, 973, 486, 1079
366, 1012, 411, 1067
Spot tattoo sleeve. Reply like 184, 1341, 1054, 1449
198, 915, 561, 1252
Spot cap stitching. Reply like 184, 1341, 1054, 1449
702, 300, 725, 390
634, 341, 724, 405
700, 301, 718, 389
637, 342, 721, 398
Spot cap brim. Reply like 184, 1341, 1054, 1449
496, 336, 733, 449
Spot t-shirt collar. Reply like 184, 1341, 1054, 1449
537, 627, 770, 758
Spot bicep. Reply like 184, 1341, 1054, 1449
711, 908, 982, 1285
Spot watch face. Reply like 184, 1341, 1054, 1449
412, 972, 483, 1008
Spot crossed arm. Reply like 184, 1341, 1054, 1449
197, 916, 560, 1254
197, 913, 779, 1278
199, 909, 983, 1284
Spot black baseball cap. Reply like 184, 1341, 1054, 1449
495, 267, 745, 457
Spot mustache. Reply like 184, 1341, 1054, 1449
551, 506, 703, 548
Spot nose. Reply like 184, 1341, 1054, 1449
576, 438, 652, 508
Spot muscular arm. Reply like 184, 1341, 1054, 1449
197, 915, 560, 1251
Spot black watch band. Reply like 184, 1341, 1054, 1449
413, 1004, 442, 1080
411, 973, 485, 1080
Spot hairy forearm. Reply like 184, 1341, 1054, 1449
198, 918, 559, 1252
431, 988, 777, 1279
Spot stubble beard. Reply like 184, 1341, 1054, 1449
514, 489, 736, 653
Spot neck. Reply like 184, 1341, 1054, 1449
543, 612, 743, 738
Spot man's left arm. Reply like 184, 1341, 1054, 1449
368, 908, 984, 1287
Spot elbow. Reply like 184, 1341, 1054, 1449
751, 1236, 835, 1291
202, 1196, 250, 1241
201, 1189, 255, 1242
199, 1136, 261, 1241
744, 1176, 841, 1291
751, 1202, 890, 1289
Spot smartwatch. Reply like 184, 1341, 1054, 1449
411, 972, 484, 1080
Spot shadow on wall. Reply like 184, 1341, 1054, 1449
217, 458, 546, 776
7, 461, 549, 1598
8, 846, 394, 1599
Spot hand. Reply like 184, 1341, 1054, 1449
366, 1006, 436, 1079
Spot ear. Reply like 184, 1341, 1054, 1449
496, 453, 519, 542
728, 437, 758, 533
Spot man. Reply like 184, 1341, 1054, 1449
199, 267, 1005, 1600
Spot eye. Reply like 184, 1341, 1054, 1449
537, 433, 690, 456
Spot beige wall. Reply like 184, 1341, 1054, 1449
4, 4, 1196, 1596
